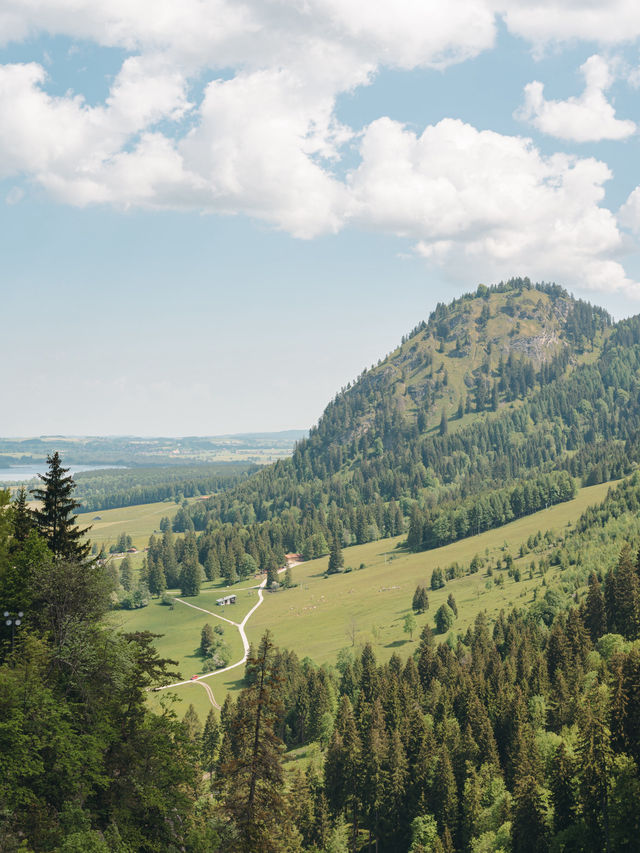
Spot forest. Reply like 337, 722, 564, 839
71, 462, 257, 512
2, 461, 640, 852
2, 281, 640, 852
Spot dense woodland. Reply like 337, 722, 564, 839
72, 462, 256, 512
3, 281, 640, 852
2, 465, 640, 852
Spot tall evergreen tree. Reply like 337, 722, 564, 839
179, 533, 202, 596
584, 571, 607, 642
147, 556, 167, 596
327, 536, 344, 574
10, 487, 33, 546
218, 631, 290, 852
31, 452, 91, 560
201, 708, 220, 776
119, 555, 133, 591
578, 684, 613, 853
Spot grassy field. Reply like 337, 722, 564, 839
247, 480, 613, 665
113, 479, 613, 721
113, 576, 263, 720
77, 497, 203, 551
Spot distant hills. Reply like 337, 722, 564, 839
0, 430, 308, 468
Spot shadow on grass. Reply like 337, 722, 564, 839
385, 639, 409, 648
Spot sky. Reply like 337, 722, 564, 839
2, 1, 640, 436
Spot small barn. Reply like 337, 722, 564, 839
216, 594, 237, 606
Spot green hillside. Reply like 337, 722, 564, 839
169, 279, 635, 585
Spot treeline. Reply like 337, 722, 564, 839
205, 541, 640, 852
72, 462, 257, 512
406, 470, 575, 552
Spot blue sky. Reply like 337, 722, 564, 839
1, 1, 640, 436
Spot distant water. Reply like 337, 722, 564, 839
0, 464, 123, 483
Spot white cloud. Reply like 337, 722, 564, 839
0, 2, 637, 293
516, 55, 636, 142
619, 187, 640, 235
501, 0, 640, 50
347, 117, 634, 293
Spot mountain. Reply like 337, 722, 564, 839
172, 277, 640, 580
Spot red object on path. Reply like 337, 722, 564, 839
190, 675, 199, 680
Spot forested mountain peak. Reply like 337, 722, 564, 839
308, 278, 611, 452
172, 278, 629, 579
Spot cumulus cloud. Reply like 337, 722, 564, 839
0, 1, 638, 293
501, 0, 640, 50
516, 55, 636, 142
619, 187, 640, 235
345, 117, 633, 293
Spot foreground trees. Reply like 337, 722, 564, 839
217, 632, 298, 852
0, 485, 219, 851
31, 452, 91, 560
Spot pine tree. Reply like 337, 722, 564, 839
578, 684, 613, 853
435, 603, 454, 634
511, 774, 549, 853
119, 555, 133, 591
439, 410, 448, 436
11, 487, 33, 546
327, 536, 344, 574
412, 585, 429, 613
584, 571, 607, 642
31, 452, 91, 560
219, 631, 289, 852
359, 699, 387, 849
549, 742, 577, 835
612, 545, 640, 639
200, 623, 215, 656
433, 749, 458, 838
182, 703, 203, 743
161, 526, 179, 587
147, 557, 166, 596
180, 533, 202, 596
201, 708, 220, 776
204, 550, 220, 581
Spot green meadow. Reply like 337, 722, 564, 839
110, 479, 614, 720
77, 497, 200, 550
247, 479, 613, 665
113, 577, 263, 720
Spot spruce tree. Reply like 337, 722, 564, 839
182, 703, 203, 743
201, 708, 220, 776
31, 452, 91, 560
511, 775, 549, 853
327, 536, 344, 574
180, 533, 202, 596
219, 631, 290, 851
11, 487, 33, 546
584, 572, 607, 642
161, 526, 179, 587
147, 557, 167, 597
119, 555, 133, 591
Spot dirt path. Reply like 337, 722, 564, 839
155, 568, 291, 704
194, 678, 220, 709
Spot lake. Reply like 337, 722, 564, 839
0, 464, 122, 483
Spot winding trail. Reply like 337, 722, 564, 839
154, 565, 295, 707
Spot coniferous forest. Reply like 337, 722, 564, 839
2, 281, 640, 852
